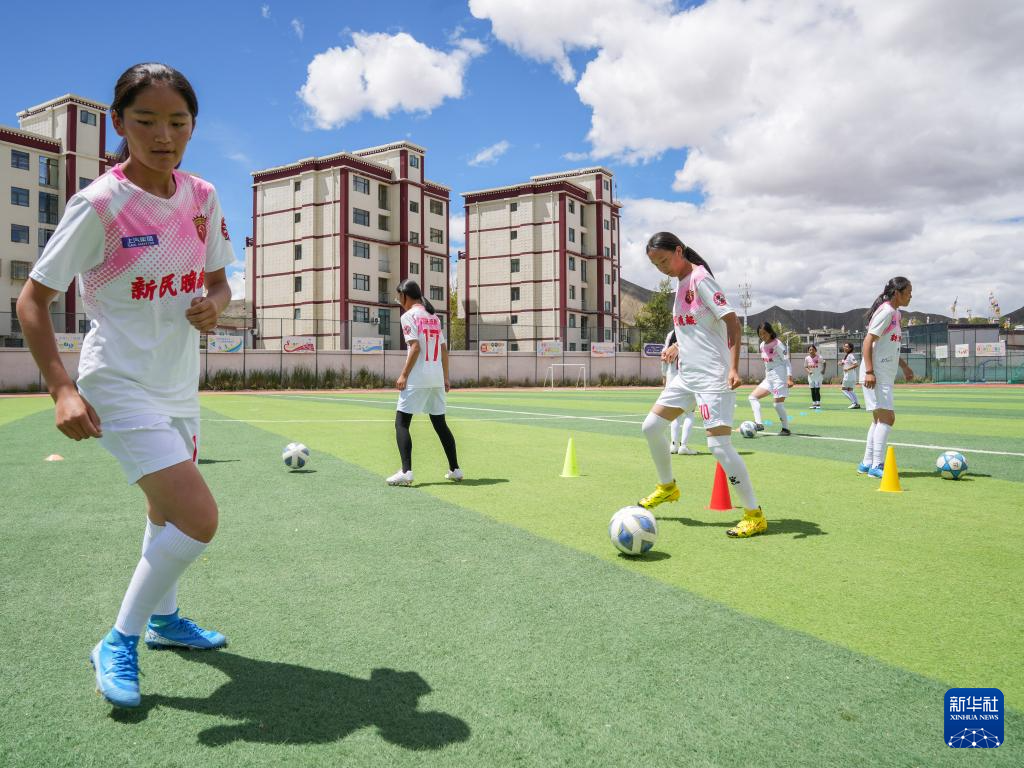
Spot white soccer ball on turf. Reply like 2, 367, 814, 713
936, 451, 968, 480
739, 420, 758, 438
283, 442, 310, 470
609, 506, 658, 556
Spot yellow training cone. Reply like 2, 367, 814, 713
878, 445, 902, 493
560, 437, 580, 478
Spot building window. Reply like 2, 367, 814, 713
293, 275, 302, 292
603, 179, 610, 191
79, 177, 93, 191
510, 315, 518, 324
569, 343, 576, 351
38, 158, 58, 188
11, 149, 29, 170
11, 187, 29, 206
612, 219, 616, 230
510, 258, 520, 273
294, 180, 301, 192
581, 287, 587, 306
353, 273, 370, 291
410, 231, 420, 244
429, 227, 443, 244
353, 240, 369, 259
353, 208, 369, 226
581, 261, 587, 281
378, 309, 390, 336
378, 186, 389, 210
510, 201, 518, 213
605, 274, 611, 285
353, 306, 369, 323
11, 260, 31, 279
38, 192, 59, 224
612, 243, 616, 255
569, 286, 576, 300
430, 286, 443, 301
409, 262, 419, 274
378, 215, 389, 231
569, 315, 576, 328
430, 257, 444, 272
604, 246, 610, 257
510, 342, 519, 351
80, 110, 97, 126
294, 244, 302, 260
293, 308, 301, 320
294, 211, 301, 223
38, 228, 54, 255
605, 329, 612, 341
410, 200, 419, 213
603, 220, 610, 231
352, 176, 369, 194
409, 155, 420, 168
511, 287, 520, 301
612, 295, 617, 307
568, 200, 575, 214
11, 224, 30, 243
568, 227, 575, 243
430, 199, 444, 215
568, 256, 576, 271
510, 230, 518, 240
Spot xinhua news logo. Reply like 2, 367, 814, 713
945, 688, 1003, 748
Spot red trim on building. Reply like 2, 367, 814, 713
62, 105, 78, 332
257, 201, 334, 217
464, 204, 470, 348
558, 194, 567, 344
99, 111, 107, 173
468, 221, 559, 234
399, 149, 408, 281
0, 128, 61, 152
464, 181, 589, 206
260, 265, 339, 278
339, 168, 349, 346
251, 186, 258, 329
477, 278, 556, 288
253, 155, 393, 184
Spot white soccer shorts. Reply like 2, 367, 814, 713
100, 414, 200, 485
757, 374, 789, 399
397, 386, 447, 415
655, 380, 735, 429
862, 379, 895, 412
841, 371, 857, 389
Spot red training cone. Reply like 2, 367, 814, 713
708, 462, 734, 511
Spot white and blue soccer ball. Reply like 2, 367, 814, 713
282, 442, 310, 470
609, 506, 658, 556
739, 420, 758, 438
936, 451, 968, 480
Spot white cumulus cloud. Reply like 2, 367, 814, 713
298, 32, 486, 129
290, 18, 304, 41
227, 268, 246, 300
469, 140, 510, 166
260, 4, 270, 19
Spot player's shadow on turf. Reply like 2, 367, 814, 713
618, 551, 672, 562
660, 516, 826, 539
414, 478, 510, 487
197, 458, 241, 465
114, 652, 470, 750
898, 470, 991, 479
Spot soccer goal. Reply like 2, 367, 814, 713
544, 363, 587, 390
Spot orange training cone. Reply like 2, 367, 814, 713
878, 445, 903, 493
708, 462, 734, 510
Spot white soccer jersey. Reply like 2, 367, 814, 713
672, 265, 735, 393
661, 328, 680, 378
841, 352, 858, 371
760, 339, 791, 380
860, 303, 903, 382
400, 304, 446, 388
30, 165, 235, 421
804, 354, 821, 372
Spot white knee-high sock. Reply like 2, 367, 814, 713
774, 402, 789, 428
642, 412, 674, 485
842, 389, 854, 404
670, 417, 681, 447
748, 396, 763, 423
115, 522, 208, 637
142, 519, 178, 616
707, 435, 758, 509
872, 423, 892, 467
680, 413, 694, 446
863, 422, 877, 464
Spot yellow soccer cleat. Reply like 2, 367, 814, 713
727, 507, 767, 538
638, 481, 680, 510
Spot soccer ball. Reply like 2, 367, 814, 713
608, 506, 658, 556
739, 420, 758, 438
282, 442, 310, 470
935, 451, 968, 480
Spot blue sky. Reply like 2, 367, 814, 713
2, 1, 1021, 317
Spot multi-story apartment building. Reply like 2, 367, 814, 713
249, 141, 450, 350
1, 95, 109, 344
458, 167, 621, 352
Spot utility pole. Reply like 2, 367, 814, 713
738, 282, 752, 349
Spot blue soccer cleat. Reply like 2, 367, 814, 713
868, 464, 885, 479
90, 628, 141, 708
144, 610, 228, 650
857, 462, 871, 474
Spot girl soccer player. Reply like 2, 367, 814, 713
16, 64, 235, 708
638, 232, 766, 538
662, 328, 697, 455
839, 342, 861, 408
386, 279, 463, 486
748, 322, 795, 435
858, 277, 915, 477
804, 345, 826, 409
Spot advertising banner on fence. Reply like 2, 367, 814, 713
54, 333, 84, 352
643, 342, 665, 358
975, 342, 1006, 357
590, 341, 615, 358
283, 336, 316, 353
954, 344, 970, 358
479, 340, 507, 356
207, 334, 242, 353
352, 337, 384, 354
536, 340, 563, 357
934, 345, 948, 360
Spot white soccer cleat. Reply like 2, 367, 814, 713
676, 446, 698, 455
386, 470, 413, 486
445, 468, 464, 482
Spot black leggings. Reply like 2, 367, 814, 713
395, 411, 460, 472
811, 386, 821, 402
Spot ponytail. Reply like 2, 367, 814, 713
865, 276, 911, 322
646, 231, 714, 277
396, 278, 435, 314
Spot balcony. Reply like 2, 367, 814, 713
378, 293, 391, 305
378, 258, 391, 273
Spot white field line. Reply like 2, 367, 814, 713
218, 394, 1024, 459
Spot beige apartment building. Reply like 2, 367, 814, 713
458, 167, 621, 352
249, 141, 450, 350
1, 95, 109, 344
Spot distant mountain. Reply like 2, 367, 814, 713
619, 278, 655, 326
745, 305, 951, 334
1003, 305, 1024, 327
